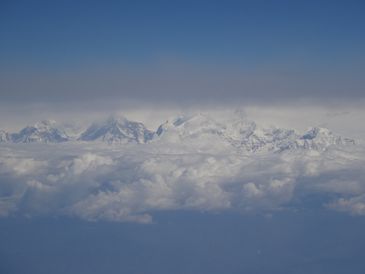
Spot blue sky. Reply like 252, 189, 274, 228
1, 0, 365, 105
1, 0, 365, 65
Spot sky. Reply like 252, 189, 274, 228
1, 0, 365, 106
1, 0, 365, 136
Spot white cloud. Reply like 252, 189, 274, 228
327, 196, 365, 216
69, 153, 113, 175
0, 156, 46, 176
0, 142, 364, 223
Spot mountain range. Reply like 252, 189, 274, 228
0, 114, 355, 152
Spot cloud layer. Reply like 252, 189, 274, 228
0, 141, 364, 223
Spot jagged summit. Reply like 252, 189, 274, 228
154, 114, 226, 143
152, 113, 355, 152
79, 115, 154, 144
298, 127, 355, 150
10, 120, 69, 143
0, 113, 356, 152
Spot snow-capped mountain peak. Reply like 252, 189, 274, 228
10, 120, 69, 143
35, 119, 57, 129
0, 112, 356, 152
155, 113, 225, 139
79, 115, 154, 144
298, 127, 355, 150
153, 113, 355, 153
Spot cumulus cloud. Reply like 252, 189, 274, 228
0, 143, 364, 223
327, 196, 365, 216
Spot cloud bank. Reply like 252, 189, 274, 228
0, 140, 364, 223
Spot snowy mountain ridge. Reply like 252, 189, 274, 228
0, 113, 356, 152
152, 113, 355, 152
